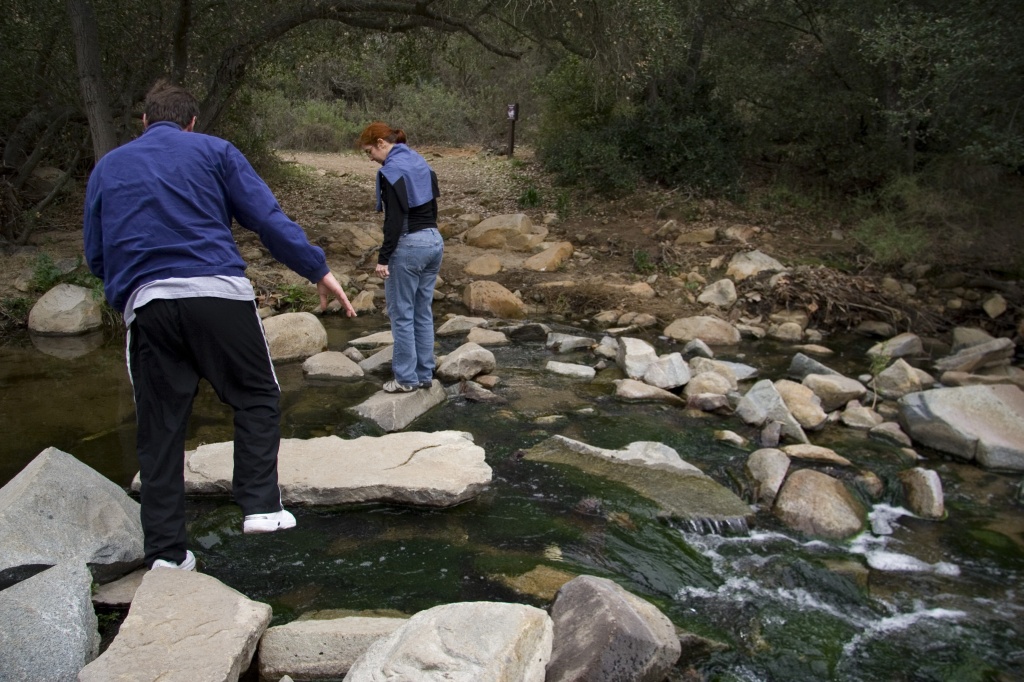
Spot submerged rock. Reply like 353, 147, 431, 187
523, 437, 752, 525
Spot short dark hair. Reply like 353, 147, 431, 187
144, 79, 199, 128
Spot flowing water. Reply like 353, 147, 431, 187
2, 313, 1023, 681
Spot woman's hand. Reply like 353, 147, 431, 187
374, 264, 389, 279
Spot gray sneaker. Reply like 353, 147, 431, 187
383, 380, 417, 393
151, 550, 197, 571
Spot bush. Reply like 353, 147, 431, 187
852, 212, 930, 266
385, 82, 474, 145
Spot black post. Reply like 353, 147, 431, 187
506, 103, 519, 158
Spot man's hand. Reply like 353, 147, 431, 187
317, 272, 357, 317
374, 263, 389, 279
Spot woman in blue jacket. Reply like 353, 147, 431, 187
360, 122, 444, 393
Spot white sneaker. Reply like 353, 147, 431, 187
243, 509, 297, 534
151, 550, 197, 571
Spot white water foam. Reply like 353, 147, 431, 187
848, 504, 961, 576
841, 608, 966, 658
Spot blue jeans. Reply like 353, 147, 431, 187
385, 228, 444, 386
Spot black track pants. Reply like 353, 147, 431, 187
127, 297, 282, 566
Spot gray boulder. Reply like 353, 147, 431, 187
898, 385, 1024, 471
437, 342, 497, 381
351, 381, 447, 432
0, 562, 99, 681
302, 351, 365, 379
0, 447, 143, 584
546, 575, 681, 682
735, 380, 809, 444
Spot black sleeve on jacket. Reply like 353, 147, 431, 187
378, 176, 407, 265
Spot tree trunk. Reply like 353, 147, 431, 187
66, 0, 118, 161
171, 0, 192, 84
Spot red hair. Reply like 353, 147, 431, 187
358, 122, 406, 147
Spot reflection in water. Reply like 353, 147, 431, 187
2, 316, 1023, 680
30, 330, 105, 359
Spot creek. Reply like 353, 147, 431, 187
1, 312, 1022, 681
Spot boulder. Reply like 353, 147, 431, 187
263, 312, 328, 362
0, 562, 99, 680
464, 213, 529, 247
547, 361, 596, 380
775, 379, 828, 430
344, 602, 552, 682
302, 351, 365, 379
0, 447, 143, 585
463, 280, 526, 319
259, 616, 407, 682
614, 379, 685, 405
79, 569, 271, 682
352, 381, 448, 432
27, 283, 103, 335
933, 337, 1015, 374
697, 279, 737, 308
436, 315, 488, 336
616, 337, 659, 380
899, 468, 945, 519
524, 241, 574, 272
898, 385, 1024, 471
663, 316, 741, 346
642, 353, 691, 390
746, 449, 791, 504
523, 437, 752, 524
725, 250, 786, 281
437, 342, 497, 382
867, 332, 924, 359
802, 374, 867, 412
546, 575, 681, 682
547, 332, 597, 353
136, 430, 491, 508
466, 327, 509, 346
773, 469, 866, 540
735, 380, 809, 444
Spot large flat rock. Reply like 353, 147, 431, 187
898, 384, 1024, 471
134, 431, 491, 507
523, 437, 752, 526
79, 569, 270, 682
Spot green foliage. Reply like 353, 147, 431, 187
852, 213, 929, 266
29, 254, 63, 293
517, 186, 540, 208
279, 284, 318, 312
0, 297, 31, 334
632, 249, 656, 276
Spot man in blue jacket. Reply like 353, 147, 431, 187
84, 79, 356, 571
